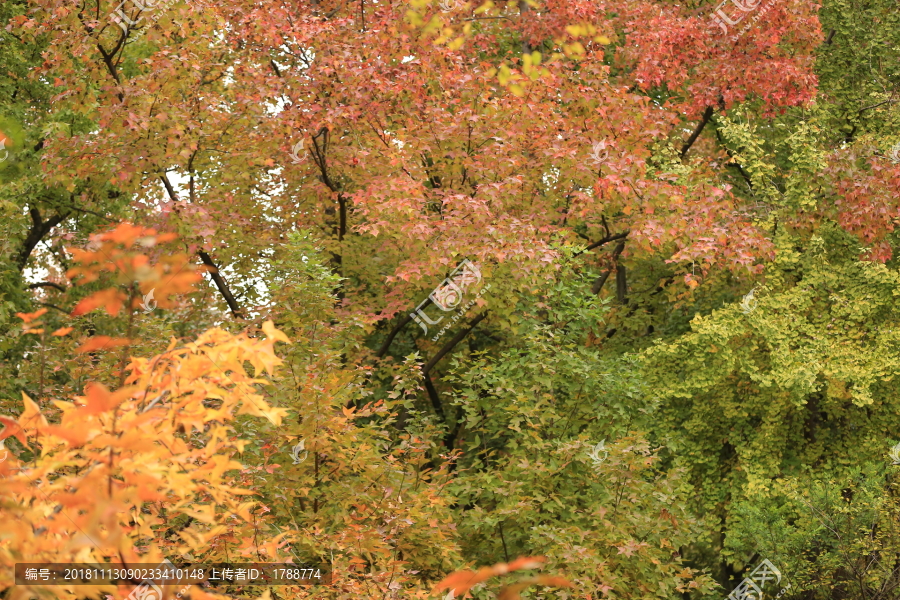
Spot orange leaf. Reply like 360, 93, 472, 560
51, 327, 74, 336
76, 382, 124, 415
16, 308, 48, 324
435, 570, 482, 596
533, 575, 572, 587
435, 557, 548, 596
43, 424, 91, 446
72, 288, 127, 317
19, 393, 48, 430
498, 575, 572, 600
75, 336, 131, 354
502, 557, 546, 573
498, 583, 530, 600
0, 416, 27, 445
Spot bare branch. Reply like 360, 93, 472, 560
680, 105, 715, 159
591, 241, 626, 295
423, 311, 488, 375
198, 251, 244, 319
28, 282, 67, 293
376, 298, 436, 358
574, 231, 629, 257
17, 208, 69, 271
160, 174, 244, 319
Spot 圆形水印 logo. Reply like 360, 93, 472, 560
726, 559, 791, 600
127, 580, 163, 600
588, 141, 609, 166
409, 259, 491, 342
109, 0, 179, 38
586, 440, 608, 467
140, 288, 157, 314
710, 0, 775, 40
0, 137, 8, 163
290, 438, 308, 464
289, 140, 305, 164
0, 439, 7, 463
739, 287, 758, 315
889, 442, 900, 465
889, 142, 900, 164
124, 559, 193, 600
126, 559, 180, 600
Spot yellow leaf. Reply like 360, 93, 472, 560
20, 393, 49, 430
262, 320, 291, 344
474, 0, 493, 14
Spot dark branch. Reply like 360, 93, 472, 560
422, 373, 445, 421
28, 282, 67, 292
159, 174, 244, 319
67, 205, 116, 222
422, 311, 488, 375
159, 174, 180, 204
574, 231, 629, 257
376, 298, 436, 358
419, 311, 492, 425
269, 59, 282, 78
198, 251, 244, 319
17, 208, 69, 271
591, 270, 613, 295
616, 264, 627, 304
584, 231, 629, 253
35, 302, 69, 315
591, 241, 626, 295
680, 105, 715, 159
310, 127, 347, 297
713, 124, 754, 191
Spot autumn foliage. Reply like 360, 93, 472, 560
3, 0, 900, 597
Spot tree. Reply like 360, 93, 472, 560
3, 0, 900, 597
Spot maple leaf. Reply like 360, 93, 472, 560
75, 336, 132, 354
71, 288, 128, 317
15, 308, 48, 324
75, 383, 127, 416
0, 416, 27, 445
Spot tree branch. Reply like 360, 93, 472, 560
35, 302, 69, 315
28, 282, 67, 292
680, 105, 715, 159
422, 373, 445, 422
573, 231, 629, 257
591, 269, 613, 295
713, 124, 754, 192
198, 251, 244, 319
416, 311, 489, 425
310, 127, 348, 296
17, 208, 69, 271
423, 311, 488, 376
376, 297, 436, 358
160, 174, 244, 319
591, 241, 626, 295
616, 263, 627, 304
